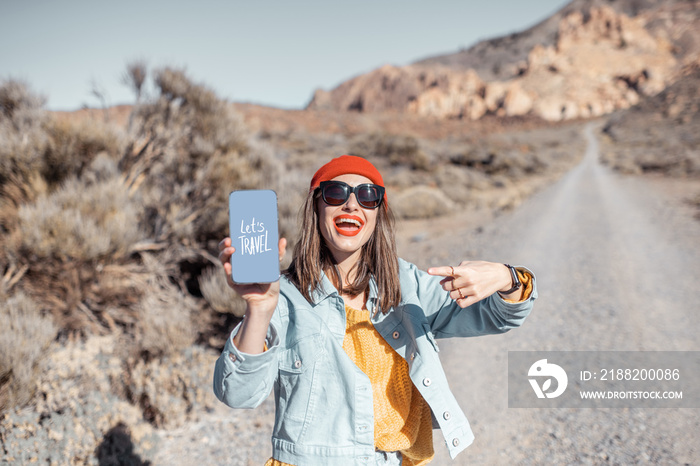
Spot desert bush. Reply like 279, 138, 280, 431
122, 60, 147, 103
0, 171, 47, 258
349, 132, 430, 170
10, 169, 143, 335
42, 117, 126, 185
132, 253, 197, 359
191, 139, 280, 241
390, 185, 455, 219
0, 80, 50, 188
18, 173, 142, 262
449, 144, 546, 178
122, 67, 281, 244
0, 79, 46, 119
134, 289, 197, 358
199, 263, 246, 317
0, 293, 56, 411
434, 164, 492, 205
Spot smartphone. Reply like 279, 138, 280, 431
228, 189, 280, 284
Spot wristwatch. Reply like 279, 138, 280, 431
499, 264, 522, 295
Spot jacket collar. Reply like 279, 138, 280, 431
309, 271, 338, 304
309, 269, 381, 316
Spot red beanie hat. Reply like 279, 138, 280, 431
310, 155, 387, 204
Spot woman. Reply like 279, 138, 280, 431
214, 155, 536, 465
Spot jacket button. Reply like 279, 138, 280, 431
228, 353, 237, 363
452, 438, 460, 447
443, 411, 451, 420
392, 331, 400, 339
294, 360, 302, 369
423, 377, 432, 387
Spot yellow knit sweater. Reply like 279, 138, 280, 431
342, 305, 435, 466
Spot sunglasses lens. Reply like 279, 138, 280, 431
322, 183, 348, 205
320, 181, 384, 208
357, 185, 382, 208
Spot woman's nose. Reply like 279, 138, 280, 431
343, 193, 360, 210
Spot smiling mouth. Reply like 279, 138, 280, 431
334, 215, 364, 237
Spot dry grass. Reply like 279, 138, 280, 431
132, 253, 197, 359
0, 81, 50, 189
391, 186, 456, 219
18, 174, 142, 261
43, 117, 126, 185
0, 293, 56, 411
349, 132, 431, 170
122, 67, 281, 243
199, 262, 246, 317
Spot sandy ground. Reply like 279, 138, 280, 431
154, 125, 700, 465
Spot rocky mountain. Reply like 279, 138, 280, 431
600, 60, 700, 176
308, 0, 699, 122
413, 0, 698, 80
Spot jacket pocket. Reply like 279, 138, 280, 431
276, 335, 322, 441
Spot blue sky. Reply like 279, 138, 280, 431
1, 0, 570, 111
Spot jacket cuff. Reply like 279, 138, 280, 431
222, 321, 280, 373
496, 266, 537, 307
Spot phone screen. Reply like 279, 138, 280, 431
228, 189, 280, 284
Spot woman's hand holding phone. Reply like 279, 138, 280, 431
217, 236, 287, 354
217, 236, 287, 313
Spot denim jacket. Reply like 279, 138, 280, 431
213, 259, 536, 465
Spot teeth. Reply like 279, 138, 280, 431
336, 218, 362, 227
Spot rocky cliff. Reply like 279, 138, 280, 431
308, 0, 699, 122
600, 60, 700, 176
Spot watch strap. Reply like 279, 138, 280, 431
499, 264, 522, 295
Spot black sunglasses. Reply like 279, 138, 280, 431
319, 180, 385, 209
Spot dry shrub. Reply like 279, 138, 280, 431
0, 80, 50, 188
0, 293, 56, 411
434, 165, 492, 205
449, 144, 547, 177
199, 263, 246, 317
132, 253, 197, 359
350, 132, 430, 170
18, 174, 142, 262
391, 185, 455, 219
0, 171, 47, 258
123, 67, 281, 244
122, 60, 147, 103
42, 117, 126, 185
192, 139, 280, 241
135, 290, 197, 358
0, 79, 46, 119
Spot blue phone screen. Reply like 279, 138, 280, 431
228, 190, 280, 284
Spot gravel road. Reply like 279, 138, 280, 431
155, 124, 700, 465
418, 123, 700, 465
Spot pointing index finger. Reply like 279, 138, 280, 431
427, 266, 455, 277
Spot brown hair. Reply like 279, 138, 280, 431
284, 189, 401, 313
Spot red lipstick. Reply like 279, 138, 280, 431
333, 214, 364, 237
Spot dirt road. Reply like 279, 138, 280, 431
155, 124, 700, 464
417, 123, 700, 464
